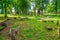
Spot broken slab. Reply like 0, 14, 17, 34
56, 20, 59, 25
58, 28, 60, 38
0, 19, 10, 27
45, 26, 53, 31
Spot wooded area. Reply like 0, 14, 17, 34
0, 0, 60, 17
0, 0, 60, 40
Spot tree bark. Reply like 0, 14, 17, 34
37, 9, 40, 16
5, 1, 7, 18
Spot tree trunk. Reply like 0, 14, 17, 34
1, 4, 4, 14
55, 0, 57, 15
37, 9, 40, 16
42, 0, 44, 14
5, 2, 7, 18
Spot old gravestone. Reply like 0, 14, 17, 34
48, 20, 53, 22
7, 28, 16, 40
45, 26, 53, 31
58, 28, 60, 38
0, 19, 10, 27
0, 19, 10, 31
42, 20, 47, 22
56, 20, 59, 25
7, 26, 20, 40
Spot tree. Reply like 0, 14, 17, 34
0, 0, 13, 17
52, 0, 58, 14
46, 0, 59, 14
13, 0, 30, 15
34, 0, 49, 15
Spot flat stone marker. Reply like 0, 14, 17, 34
42, 20, 47, 22
0, 19, 10, 27
56, 20, 59, 25
7, 26, 20, 40
45, 26, 52, 31
58, 28, 60, 37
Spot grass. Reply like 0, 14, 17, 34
0, 26, 4, 30
16, 19, 60, 40
0, 26, 5, 31
0, 14, 59, 19
0, 14, 60, 40
0, 32, 3, 40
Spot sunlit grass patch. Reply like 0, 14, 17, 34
0, 14, 60, 40
16, 19, 60, 40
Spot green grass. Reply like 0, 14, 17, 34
0, 32, 3, 40
0, 14, 59, 20
0, 26, 5, 31
15, 19, 60, 40
0, 26, 3, 30
0, 14, 60, 40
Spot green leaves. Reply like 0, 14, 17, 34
12, 0, 30, 14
